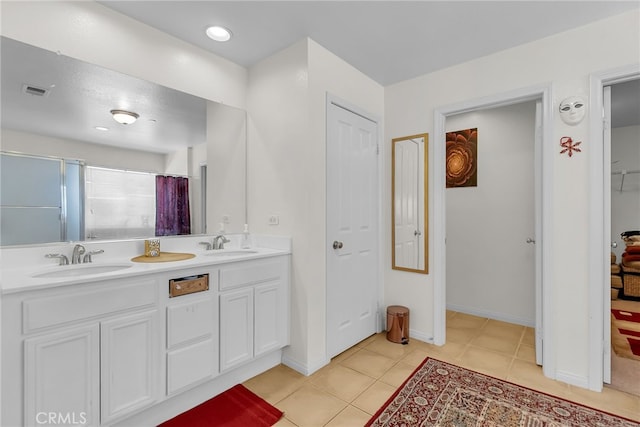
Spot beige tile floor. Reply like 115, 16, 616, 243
243, 310, 640, 426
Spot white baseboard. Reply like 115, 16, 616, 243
282, 354, 329, 377
447, 303, 535, 327
408, 329, 434, 344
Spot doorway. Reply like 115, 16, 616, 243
326, 96, 381, 359
433, 84, 553, 373
604, 78, 640, 394
589, 65, 640, 391
445, 101, 537, 330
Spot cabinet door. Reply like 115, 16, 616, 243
254, 280, 287, 357
101, 310, 159, 424
219, 288, 253, 371
24, 324, 99, 427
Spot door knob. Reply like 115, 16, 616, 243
526, 238, 535, 244
333, 241, 343, 249
611, 241, 618, 248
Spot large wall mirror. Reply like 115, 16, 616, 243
392, 133, 428, 273
0, 36, 246, 246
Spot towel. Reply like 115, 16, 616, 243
622, 252, 640, 262
622, 258, 640, 272
625, 245, 640, 254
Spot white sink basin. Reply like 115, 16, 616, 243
204, 249, 259, 257
32, 264, 133, 279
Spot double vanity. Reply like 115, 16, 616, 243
1, 235, 291, 426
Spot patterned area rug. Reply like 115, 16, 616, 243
612, 308, 640, 361
366, 358, 638, 427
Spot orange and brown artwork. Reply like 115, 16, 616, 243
446, 128, 477, 188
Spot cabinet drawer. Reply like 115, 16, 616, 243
167, 338, 215, 395
167, 297, 214, 348
169, 274, 208, 297
219, 258, 283, 291
23, 279, 157, 333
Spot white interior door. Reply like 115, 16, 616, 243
603, 85, 612, 383
394, 139, 421, 269
534, 100, 543, 365
327, 99, 379, 359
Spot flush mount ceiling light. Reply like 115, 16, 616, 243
205, 25, 232, 42
110, 109, 139, 125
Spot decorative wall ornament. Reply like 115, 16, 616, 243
558, 96, 586, 125
446, 128, 477, 188
559, 136, 582, 157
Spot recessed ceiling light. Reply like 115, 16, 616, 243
110, 109, 139, 125
206, 25, 232, 42
94, 126, 109, 131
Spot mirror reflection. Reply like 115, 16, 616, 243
392, 133, 428, 273
0, 36, 246, 246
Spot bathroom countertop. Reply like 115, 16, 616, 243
0, 236, 291, 295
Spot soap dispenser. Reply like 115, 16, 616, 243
241, 224, 252, 249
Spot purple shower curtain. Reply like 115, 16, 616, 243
155, 176, 191, 236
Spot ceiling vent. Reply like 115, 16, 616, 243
22, 84, 50, 97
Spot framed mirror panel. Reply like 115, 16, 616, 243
392, 133, 428, 274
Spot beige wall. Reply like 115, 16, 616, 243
1, 128, 167, 173
384, 10, 639, 386
611, 125, 640, 260
247, 38, 384, 373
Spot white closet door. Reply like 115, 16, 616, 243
327, 99, 379, 358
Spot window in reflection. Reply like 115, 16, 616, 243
85, 166, 156, 240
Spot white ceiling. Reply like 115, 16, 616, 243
2, 1, 639, 154
99, 1, 639, 86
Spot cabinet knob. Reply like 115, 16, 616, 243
332, 241, 343, 249
176, 285, 181, 290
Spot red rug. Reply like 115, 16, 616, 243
158, 384, 283, 427
612, 309, 640, 323
620, 328, 640, 338
628, 337, 640, 357
366, 358, 638, 427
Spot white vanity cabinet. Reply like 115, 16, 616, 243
219, 256, 289, 372
2, 277, 160, 427
2, 247, 291, 427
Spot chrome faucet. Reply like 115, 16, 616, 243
71, 244, 86, 264
83, 249, 104, 263
212, 234, 230, 250
199, 241, 213, 250
45, 253, 69, 265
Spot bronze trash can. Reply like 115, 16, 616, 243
387, 305, 409, 344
